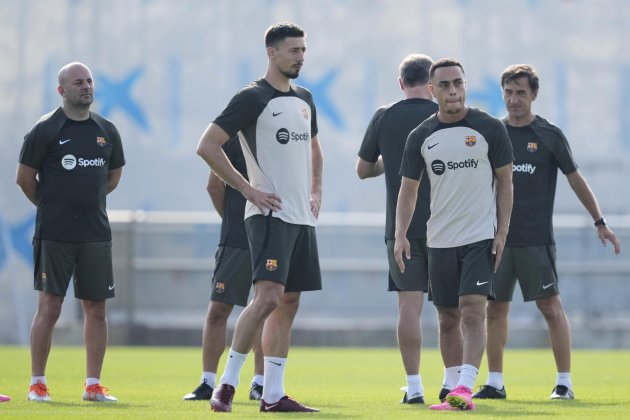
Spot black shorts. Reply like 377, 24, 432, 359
245, 215, 322, 292
210, 246, 253, 307
494, 245, 559, 302
428, 239, 494, 308
386, 239, 429, 292
33, 239, 115, 300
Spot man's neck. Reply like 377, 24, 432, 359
437, 106, 468, 124
403, 85, 432, 101
264, 69, 291, 93
62, 105, 90, 121
507, 113, 535, 127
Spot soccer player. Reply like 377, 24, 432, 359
16, 62, 125, 403
395, 58, 513, 411
196, 22, 323, 413
473, 64, 621, 401
356, 54, 438, 405
183, 137, 264, 401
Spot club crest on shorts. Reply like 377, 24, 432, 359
527, 141, 538, 153
41, 272, 47, 282
215, 282, 225, 294
465, 135, 477, 147
266, 259, 278, 271
96, 137, 107, 147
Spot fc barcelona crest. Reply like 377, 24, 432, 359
465, 135, 477, 147
96, 137, 106, 147
215, 282, 225, 294
266, 259, 278, 272
527, 142, 538, 153
301, 108, 309, 120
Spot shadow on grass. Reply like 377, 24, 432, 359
41, 401, 133, 408
475, 398, 614, 416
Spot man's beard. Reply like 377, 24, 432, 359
280, 68, 300, 79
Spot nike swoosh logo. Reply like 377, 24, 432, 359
265, 403, 280, 410
268, 361, 282, 366
59, 139, 72, 144
428, 143, 439, 149
272, 112, 283, 117
108, 284, 115, 290
476, 281, 488, 286
542, 283, 553, 290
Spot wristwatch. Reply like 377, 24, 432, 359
594, 217, 607, 227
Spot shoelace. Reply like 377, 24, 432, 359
85, 384, 110, 397
29, 382, 50, 396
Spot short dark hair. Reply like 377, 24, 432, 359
399, 54, 433, 87
501, 64, 539, 93
429, 58, 465, 79
265, 22, 305, 48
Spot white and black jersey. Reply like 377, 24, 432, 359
214, 78, 318, 227
504, 116, 578, 246
401, 108, 513, 248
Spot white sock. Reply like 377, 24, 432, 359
443, 366, 460, 390
30, 376, 46, 386
252, 374, 264, 386
556, 372, 572, 389
457, 364, 479, 390
201, 372, 216, 388
487, 371, 504, 389
262, 357, 287, 403
219, 349, 248, 387
85, 377, 100, 387
406, 374, 424, 397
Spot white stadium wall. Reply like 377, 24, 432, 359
1, 0, 629, 344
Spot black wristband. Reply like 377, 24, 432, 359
594, 217, 606, 227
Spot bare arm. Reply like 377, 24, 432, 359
207, 171, 226, 218
356, 156, 384, 179
310, 134, 324, 219
16, 163, 39, 205
566, 170, 621, 254
393, 176, 420, 273
107, 167, 122, 194
493, 163, 513, 271
196, 123, 281, 214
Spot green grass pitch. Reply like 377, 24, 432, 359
1, 346, 629, 418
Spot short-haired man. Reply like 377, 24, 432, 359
16, 62, 124, 403
474, 64, 621, 401
395, 58, 514, 411
183, 137, 264, 402
357, 54, 437, 405
196, 22, 322, 413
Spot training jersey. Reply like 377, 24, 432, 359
213, 78, 318, 226
218, 137, 249, 249
504, 116, 578, 246
358, 98, 438, 240
401, 108, 513, 248
19, 107, 125, 242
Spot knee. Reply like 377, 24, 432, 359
207, 302, 232, 324
279, 292, 300, 317
536, 298, 565, 321
459, 301, 486, 327
81, 300, 107, 321
255, 293, 282, 315
37, 295, 63, 321
438, 308, 460, 331
486, 302, 510, 323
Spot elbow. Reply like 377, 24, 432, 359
357, 169, 368, 179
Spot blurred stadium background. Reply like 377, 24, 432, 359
1, 0, 629, 347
